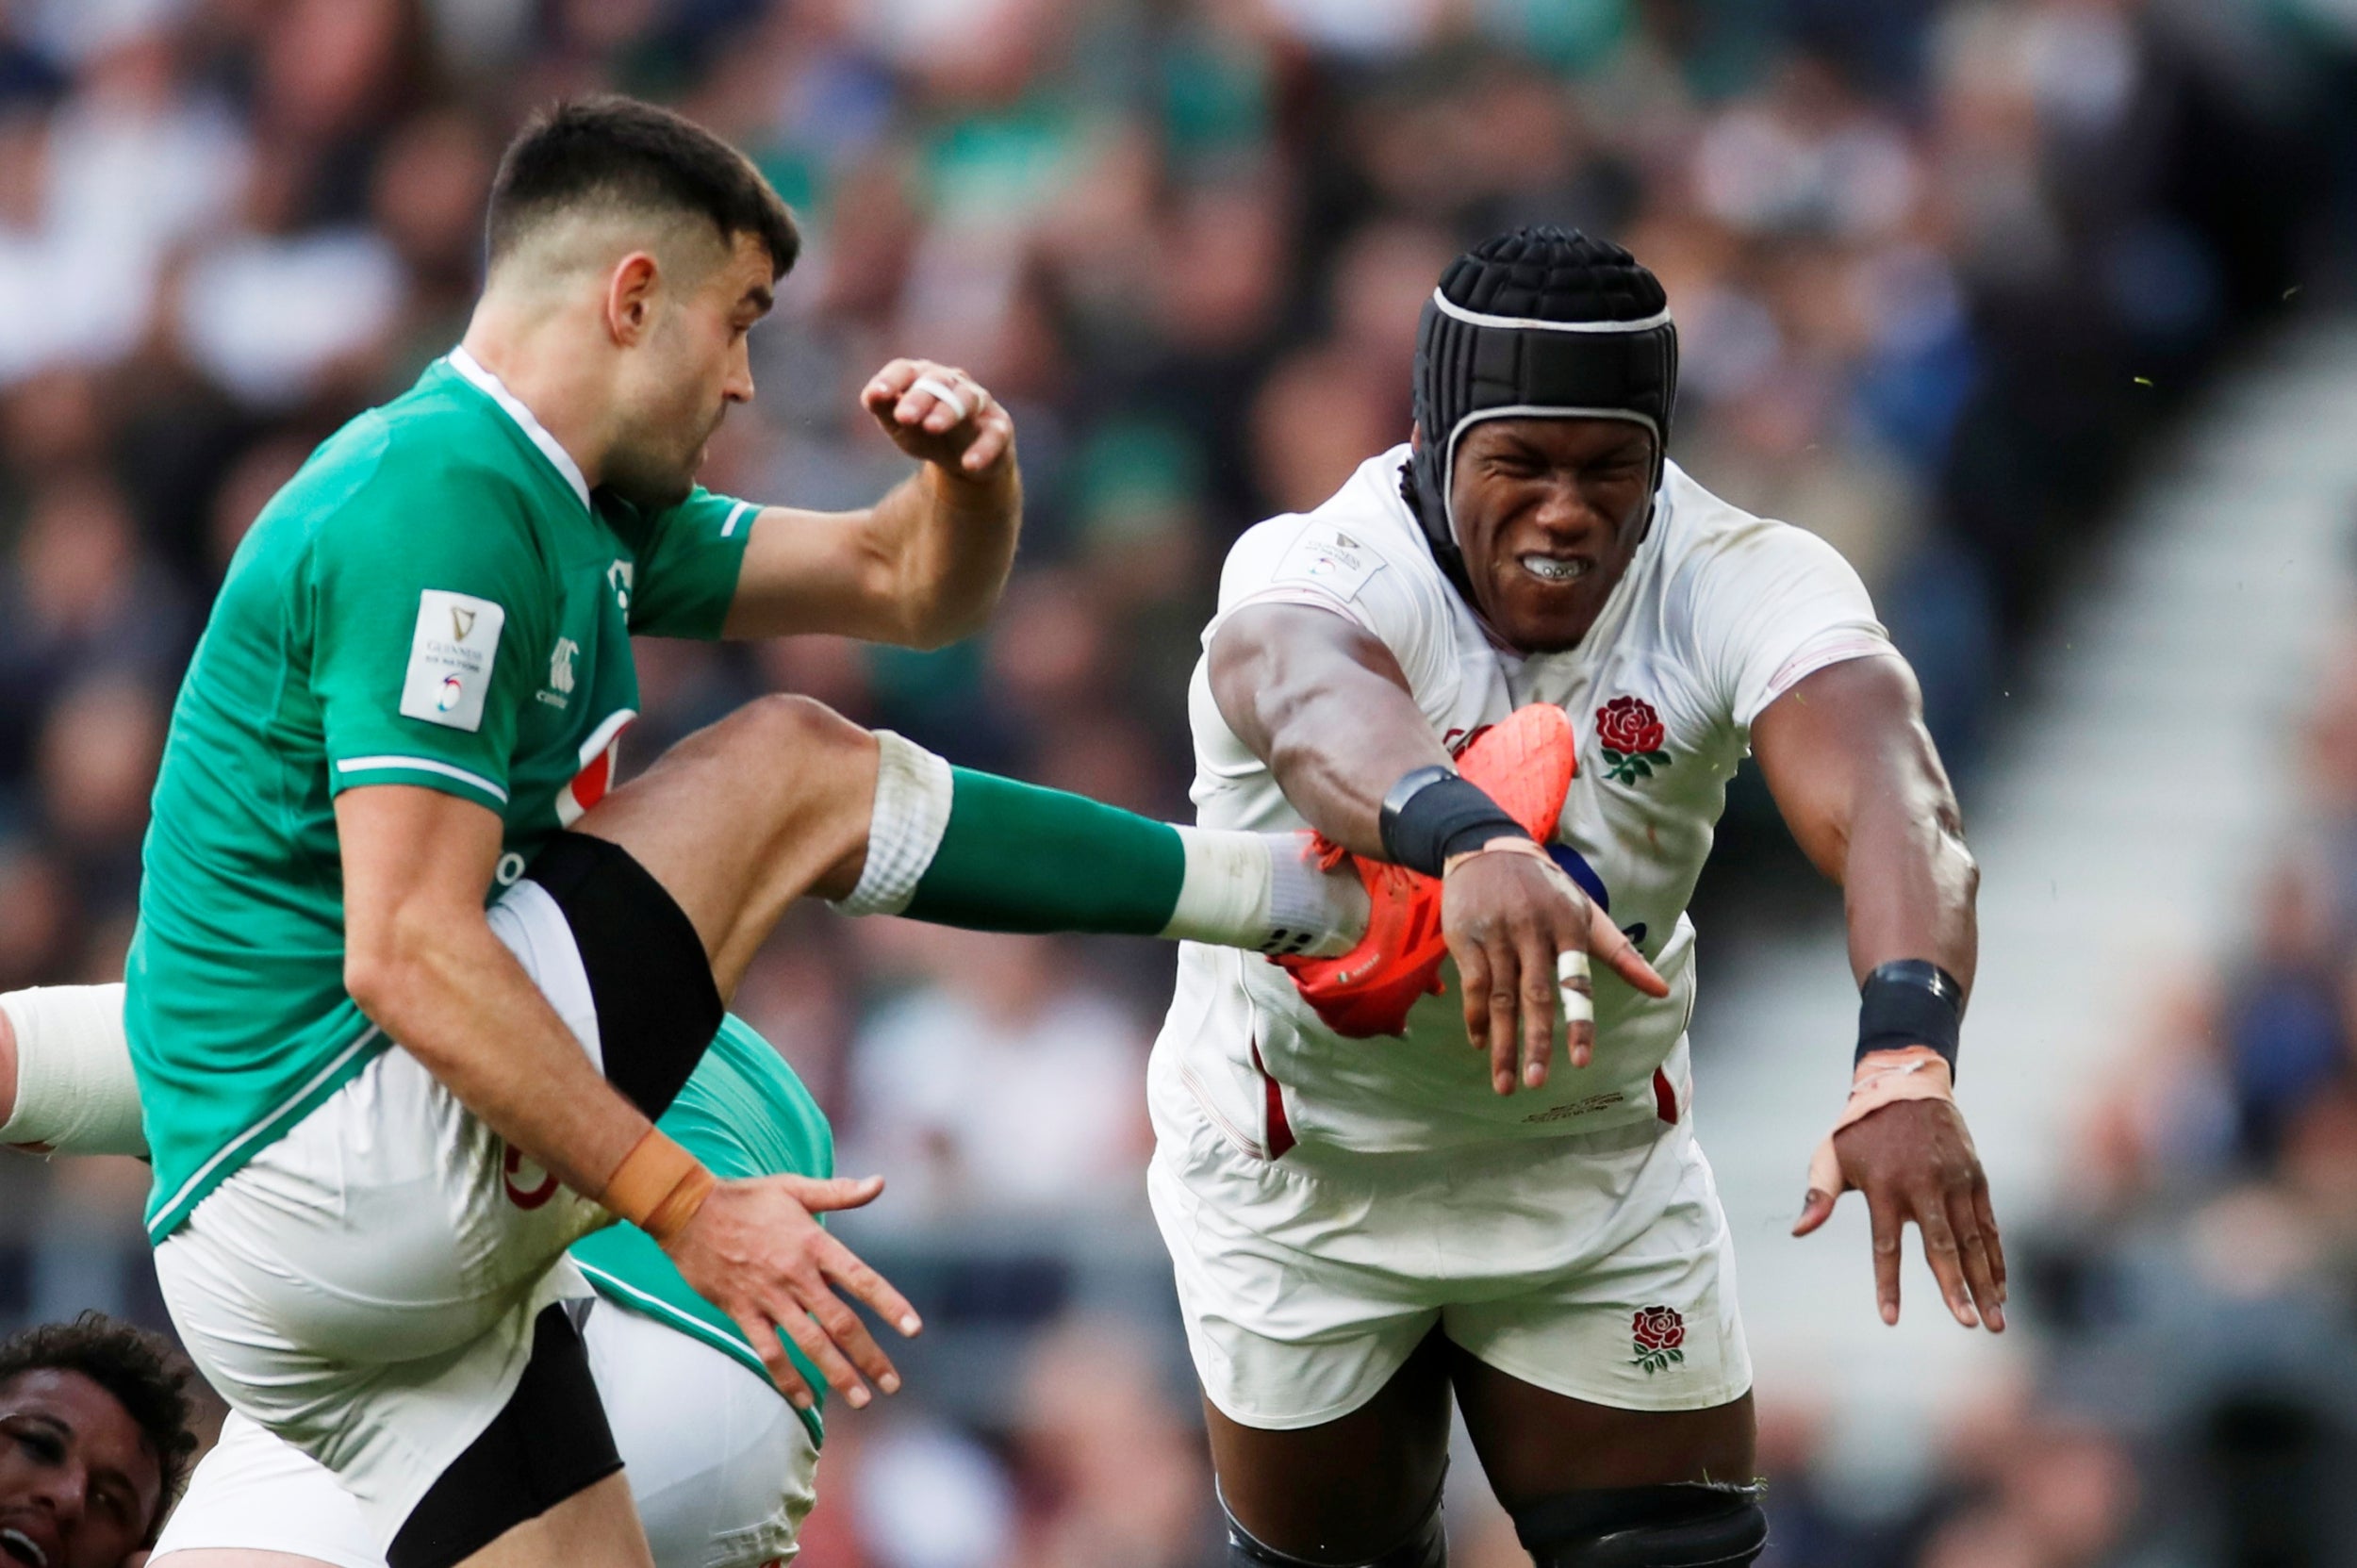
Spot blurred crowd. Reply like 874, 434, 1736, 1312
0, 0, 2352, 1562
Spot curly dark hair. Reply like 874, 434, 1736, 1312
0, 1312, 200, 1543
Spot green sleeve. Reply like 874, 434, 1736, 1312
625, 487, 759, 639
309, 454, 552, 812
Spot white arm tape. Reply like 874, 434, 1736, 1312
0, 982, 149, 1157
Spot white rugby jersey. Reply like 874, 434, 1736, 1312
1155, 444, 1896, 1155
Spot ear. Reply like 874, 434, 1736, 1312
1409, 421, 1424, 454
603, 252, 662, 346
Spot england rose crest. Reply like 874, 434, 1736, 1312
1596, 696, 1672, 785
1631, 1304, 1686, 1374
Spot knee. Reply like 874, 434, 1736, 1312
1510, 1483, 1766, 1568
728, 692, 870, 762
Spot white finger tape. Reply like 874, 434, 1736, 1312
1558, 949, 1593, 1026
909, 374, 970, 423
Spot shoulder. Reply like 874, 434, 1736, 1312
1219, 446, 1452, 614
1656, 464, 1870, 614
1649, 464, 1888, 724
297, 409, 548, 577
272, 392, 522, 530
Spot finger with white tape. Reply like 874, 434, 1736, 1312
1557, 948, 1594, 1028
908, 373, 970, 424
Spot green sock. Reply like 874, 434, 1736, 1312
832, 734, 1363, 955
907, 767, 1185, 934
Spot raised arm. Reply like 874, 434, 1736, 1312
721, 358, 1019, 648
1209, 603, 1661, 1094
1754, 653, 2003, 1333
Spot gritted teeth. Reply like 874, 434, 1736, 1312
1519, 554, 1589, 583
3, 1528, 48, 1568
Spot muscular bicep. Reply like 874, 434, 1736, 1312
1751, 653, 1950, 883
1208, 602, 1417, 754
720, 503, 904, 641
1207, 602, 1452, 853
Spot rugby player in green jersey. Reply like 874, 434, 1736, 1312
6, 988, 864, 1567
116, 94, 1508, 1568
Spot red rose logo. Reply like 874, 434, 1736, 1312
1630, 1304, 1686, 1374
1595, 697, 1673, 785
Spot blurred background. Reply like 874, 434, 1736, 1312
2, 0, 2355, 1562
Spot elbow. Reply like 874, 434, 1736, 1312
343, 908, 447, 1047
342, 942, 404, 1035
1931, 789, 1978, 903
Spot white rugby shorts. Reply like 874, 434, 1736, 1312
1145, 1048, 1751, 1428
152, 878, 616, 1545
152, 1297, 819, 1568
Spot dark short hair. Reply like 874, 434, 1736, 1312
0, 1312, 200, 1543
486, 95, 799, 279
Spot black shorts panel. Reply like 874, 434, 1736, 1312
387, 1305, 622, 1568
524, 831, 722, 1121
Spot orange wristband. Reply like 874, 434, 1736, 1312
602, 1127, 717, 1245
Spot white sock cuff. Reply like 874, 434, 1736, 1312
1, 982, 148, 1157
1161, 828, 1274, 948
832, 731, 955, 918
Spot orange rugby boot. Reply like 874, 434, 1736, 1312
1277, 703, 1578, 1037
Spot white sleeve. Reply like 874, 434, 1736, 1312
1, 982, 148, 1157
1680, 521, 1897, 731
1204, 517, 1459, 701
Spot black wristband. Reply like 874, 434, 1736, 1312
1377, 766, 1529, 877
1855, 959, 1965, 1077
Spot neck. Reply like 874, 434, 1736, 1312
458, 293, 612, 489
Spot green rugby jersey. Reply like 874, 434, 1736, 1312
128, 350, 757, 1241
569, 1013, 836, 1446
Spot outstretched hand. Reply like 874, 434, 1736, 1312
1444, 837, 1668, 1096
862, 358, 1015, 482
1792, 1096, 2005, 1332
662, 1172, 923, 1411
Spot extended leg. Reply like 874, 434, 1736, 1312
576, 697, 1361, 997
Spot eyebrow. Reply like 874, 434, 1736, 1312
8, 1411, 147, 1502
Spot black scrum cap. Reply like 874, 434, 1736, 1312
1405, 227, 1678, 595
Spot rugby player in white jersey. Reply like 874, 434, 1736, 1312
1149, 226, 2003, 1567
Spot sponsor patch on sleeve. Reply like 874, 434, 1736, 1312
1269, 525, 1383, 602
400, 589, 506, 732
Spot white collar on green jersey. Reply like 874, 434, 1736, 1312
447, 346, 592, 510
